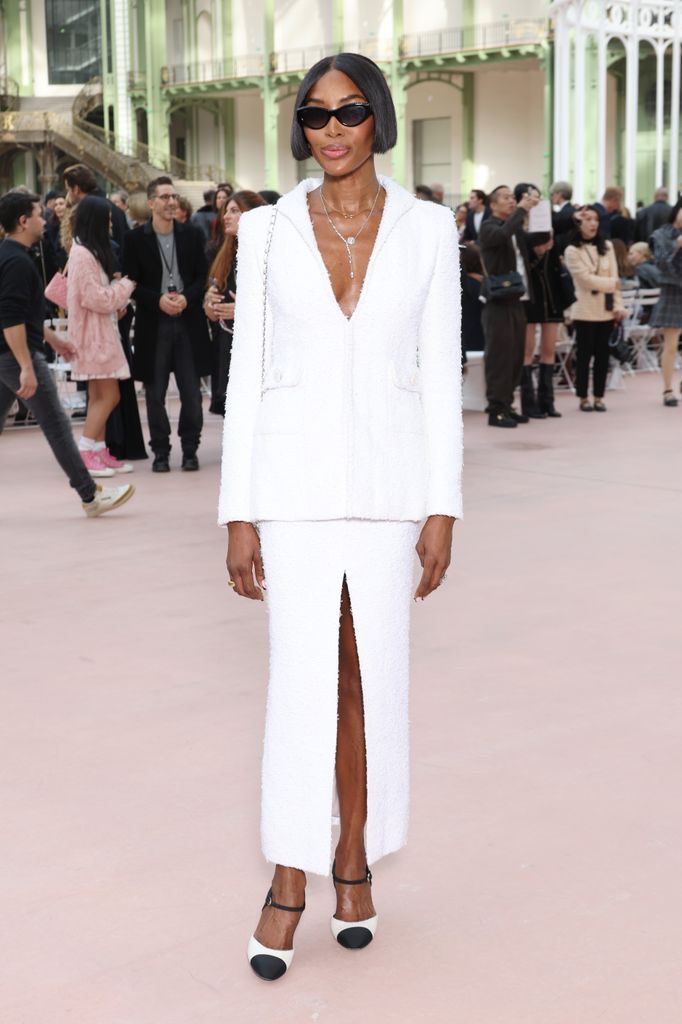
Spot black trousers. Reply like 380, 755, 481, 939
574, 320, 612, 399
145, 317, 203, 456
482, 299, 526, 413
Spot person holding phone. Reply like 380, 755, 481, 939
204, 191, 267, 416
563, 206, 625, 411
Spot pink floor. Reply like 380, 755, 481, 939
1, 373, 681, 1024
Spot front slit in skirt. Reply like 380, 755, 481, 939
257, 519, 421, 877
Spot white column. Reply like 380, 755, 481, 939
624, 12, 639, 211
655, 44, 664, 189
597, 28, 607, 199
113, 0, 133, 149
553, 7, 566, 179
573, 27, 585, 201
669, 9, 681, 198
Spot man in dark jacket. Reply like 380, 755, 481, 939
63, 163, 129, 249
190, 188, 217, 245
550, 180, 578, 252
479, 184, 537, 428
463, 189, 492, 242
635, 187, 672, 243
122, 176, 209, 472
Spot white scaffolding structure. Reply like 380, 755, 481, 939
551, 0, 682, 209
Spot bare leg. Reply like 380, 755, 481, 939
82, 379, 120, 442
252, 864, 306, 951
539, 322, 559, 363
333, 579, 375, 922
661, 328, 679, 392
524, 322, 537, 365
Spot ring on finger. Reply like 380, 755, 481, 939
440, 573, 448, 584
228, 579, 236, 588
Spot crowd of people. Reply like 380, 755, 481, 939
1, 161, 681, 516
0, 167, 284, 514
445, 179, 682, 424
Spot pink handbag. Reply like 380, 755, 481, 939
45, 262, 68, 308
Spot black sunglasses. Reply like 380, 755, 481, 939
296, 102, 373, 130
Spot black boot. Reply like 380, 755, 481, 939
520, 366, 547, 419
537, 362, 562, 418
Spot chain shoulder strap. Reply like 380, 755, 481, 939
261, 205, 279, 397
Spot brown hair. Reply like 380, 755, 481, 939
63, 163, 97, 194
208, 190, 267, 291
611, 238, 633, 278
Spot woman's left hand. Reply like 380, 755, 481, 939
414, 515, 455, 601
613, 308, 627, 322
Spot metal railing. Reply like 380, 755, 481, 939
402, 18, 548, 58
70, 116, 228, 183
161, 21, 547, 88
165, 53, 265, 86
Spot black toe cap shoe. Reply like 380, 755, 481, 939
335, 926, 374, 949
249, 954, 288, 980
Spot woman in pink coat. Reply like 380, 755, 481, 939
67, 196, 136, 476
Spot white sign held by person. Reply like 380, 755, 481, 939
528, 199, 552, 234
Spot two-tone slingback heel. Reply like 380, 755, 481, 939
247, 887, 305, 981
330, 859, 378, 949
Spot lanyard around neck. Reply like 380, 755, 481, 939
157, 230, 177, 285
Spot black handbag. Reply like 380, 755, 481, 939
480, 249, 526, 302
480, 270, 526, 302
608, 322, 630, 364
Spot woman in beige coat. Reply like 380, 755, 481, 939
564, 206, 625, 411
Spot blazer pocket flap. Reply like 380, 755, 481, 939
390, 362, 422, 392
262, 363, 302, 390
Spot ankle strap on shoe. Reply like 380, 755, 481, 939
332, 860, 372, 886
263, 887, 305, 913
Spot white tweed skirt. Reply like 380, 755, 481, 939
257, 519, 421, 877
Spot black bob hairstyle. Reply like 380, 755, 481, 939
73, 195, 116, 280
290, 52, 397, 161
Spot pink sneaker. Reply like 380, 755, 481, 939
80, 449, 115, 478
97, 447, 134, 473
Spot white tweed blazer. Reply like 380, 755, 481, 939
217, 176, 463, 525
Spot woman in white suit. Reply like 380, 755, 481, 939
218, 53, 463, 980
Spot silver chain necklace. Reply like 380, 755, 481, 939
319, 184, 383, 280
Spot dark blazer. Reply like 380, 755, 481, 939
122, 220, 210, 383
463, 205, 492, 243
635, 200, 672, 244
552, 202, 578, 252
478, 207, 533, 303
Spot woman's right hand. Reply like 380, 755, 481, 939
205, 287, 236, 322
227, 522, 265, 600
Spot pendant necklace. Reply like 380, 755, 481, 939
319, 183, 383, 280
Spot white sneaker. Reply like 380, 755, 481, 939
82, 483, 135, 517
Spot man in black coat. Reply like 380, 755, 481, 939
463, 189, 492, 242
479, 184, 537, 428
63, 163, 129, 249
550, 180, 578, 252
635, 187, 672, 243
122, 176, 209, 472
